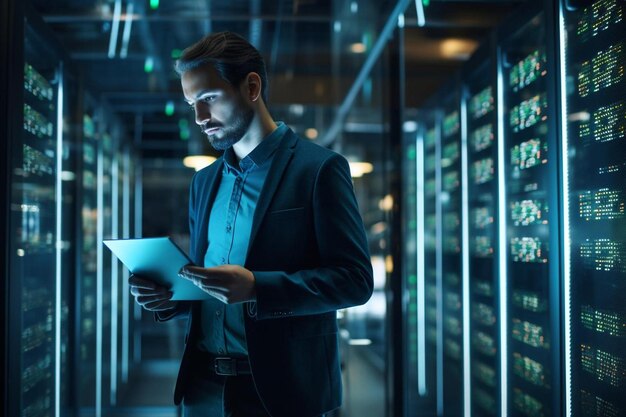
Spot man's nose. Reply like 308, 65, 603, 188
194, 103, 211, 126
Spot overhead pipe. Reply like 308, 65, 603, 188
107, 0, 122, 58
119, 1, 135, 58
318, 0, 412, 146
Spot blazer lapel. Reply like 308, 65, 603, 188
246, 131, 297, 260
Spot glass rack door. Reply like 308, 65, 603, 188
464, 56, 500, 417
439, 87, 464, 417
499, 10, 561, 417
560, 0, 626, 415
10, 18, 62, 417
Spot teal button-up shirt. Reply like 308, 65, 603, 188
198, 122, 288, 357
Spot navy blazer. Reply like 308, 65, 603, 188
167, 128, 373, 417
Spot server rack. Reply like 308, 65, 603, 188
5, 4, 77, 417
404, 108, 440, 417
76, 94, 99, 413
403, 109, 420, 413
559, 0, 626, 416
1, 0, 13, 415
497, 4, 562, 417
3, 5, 139, 416
426, 108, 444, 417
406, 2, 625, 417
59, 59, 80, 417
109, 122, 133, 408
438, 79, 466, 417
462, 39, 501, 417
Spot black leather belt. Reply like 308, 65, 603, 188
214, 357, 252, 376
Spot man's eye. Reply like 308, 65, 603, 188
203, 96, 217, 103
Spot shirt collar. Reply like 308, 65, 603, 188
223, 122, 288, 173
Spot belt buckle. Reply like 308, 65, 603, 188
214, 357, 237, 376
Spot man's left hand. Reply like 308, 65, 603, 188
178, 264, 256, 304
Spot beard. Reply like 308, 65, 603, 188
204, 104, 254, 151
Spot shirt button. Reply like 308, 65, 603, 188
218, 348, 224, 354
216, 310, 221, 317
226, 225, 232, 232
221, 257, 226, 263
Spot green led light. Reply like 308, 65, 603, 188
422, 0, 430, 6
179, 118, 190, 140
150, 0, 159, 10
144, 57, 154, 73
171, 49, 182, 59
165, 101, 175, 116
407, 147, 416, 160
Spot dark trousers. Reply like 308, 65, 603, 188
183, 370, 269, 417
182, 370, 326, 417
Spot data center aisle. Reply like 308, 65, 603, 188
103, 315, 183, 417
109, 360, 180, 417
105, 342, 384, 417
342, 346, 386, 417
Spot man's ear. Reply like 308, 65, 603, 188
243, 72, 262, 102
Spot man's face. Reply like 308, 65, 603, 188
181, 63, 254, 151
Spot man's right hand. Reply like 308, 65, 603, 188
129, 274, 178, 311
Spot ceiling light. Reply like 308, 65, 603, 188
348, 162, 373, 178
183, 155, 217, 171
288, 104, 304, 116
385, 255, 394, 273
305, 128, 318, 140
350, 2, 358, 13
334, 21, 341, 33
379, 194, 394, 211
348, 339, 372, 346
371, 222, 387, 234
350, 43, 366, 53
440, 39, 478, 60
150, 0, 159, 10
403, 120, 418, 132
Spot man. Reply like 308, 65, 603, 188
129, 31, 373, 417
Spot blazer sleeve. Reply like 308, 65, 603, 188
252, 153, 374, 319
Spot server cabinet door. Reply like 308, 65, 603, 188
464, 51, 501, 417
498, 8, 562, 417
8, 11, 64, 417
560, 0, 626, 416
439, 85, 465, 417
404, 109, 440, 416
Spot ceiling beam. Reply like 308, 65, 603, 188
43, 13, 333, 24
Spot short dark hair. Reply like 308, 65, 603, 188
175, 31, 269, 103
